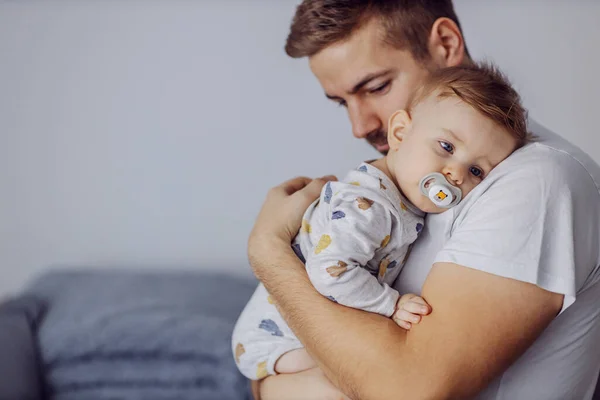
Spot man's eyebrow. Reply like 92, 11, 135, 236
324, 69, 394, 100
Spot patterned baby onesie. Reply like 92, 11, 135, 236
232, 162, 424, 380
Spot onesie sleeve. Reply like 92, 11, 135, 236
305, 187, 400, 317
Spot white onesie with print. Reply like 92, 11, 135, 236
232, 163, 425, 380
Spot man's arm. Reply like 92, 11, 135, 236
251, 236, 562, 399
248, 177, 563, 399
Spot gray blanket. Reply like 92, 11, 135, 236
25, 269, 256, 400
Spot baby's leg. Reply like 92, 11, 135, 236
232, 283, 305, 379
275, 348, 317, 374
257, 367, 353, 400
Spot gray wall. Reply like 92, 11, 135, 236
1, 0, 599, 295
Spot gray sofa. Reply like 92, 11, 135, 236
4, 269, 600, 400
0, 269, 256, 400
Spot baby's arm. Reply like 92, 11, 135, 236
304, 195, 400, 317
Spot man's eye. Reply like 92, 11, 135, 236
470, 166, 484, 178
369, 81, 390, 94
439, 141, 454, 153
337, 100, 347, 108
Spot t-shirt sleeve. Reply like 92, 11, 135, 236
435, 147, 600, 313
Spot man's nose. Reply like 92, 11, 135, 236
348, 102, 381, 139
442, 164, 465, 186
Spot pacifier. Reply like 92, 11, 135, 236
419, 172, 462, 209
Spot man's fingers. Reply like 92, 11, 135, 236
319, 175, 338, 181
301, 176, 338, 199
278, 176, 312, 195
277, 176, 337, 196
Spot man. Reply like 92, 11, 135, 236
247, 1, 600, 399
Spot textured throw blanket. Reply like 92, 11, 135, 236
25, 269, 256, 400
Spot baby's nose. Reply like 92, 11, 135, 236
443, 166, 464, 186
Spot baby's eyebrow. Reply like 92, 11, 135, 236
480, 158, 494, 171
441, 128, 464, 145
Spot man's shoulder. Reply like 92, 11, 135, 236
453, 120, 600, 229
485, 120, 600, 198
446, 121, 600, 300
520, 120, 600, 192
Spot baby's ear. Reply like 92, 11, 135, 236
387, 110, 412, 150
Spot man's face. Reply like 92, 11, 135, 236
309, 19, 433, 154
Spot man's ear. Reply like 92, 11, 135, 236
427, 17, 467, 68
388, 109, 412, 150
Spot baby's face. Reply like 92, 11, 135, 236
386, 94, 518, 213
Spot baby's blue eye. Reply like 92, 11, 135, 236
439, 141, 454, 153
470, 166, 483, 178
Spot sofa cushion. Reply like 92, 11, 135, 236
0, 295, 46, 400
25, 269, 256, 400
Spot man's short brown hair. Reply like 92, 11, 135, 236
285, 0, 467, 62
410, 62, 530, 147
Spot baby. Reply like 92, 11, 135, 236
232, 62, 529, 380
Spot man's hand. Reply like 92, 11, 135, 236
392, 293, 432, 330
248, 175, 336, 278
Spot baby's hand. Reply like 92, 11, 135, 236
392, 293, 431, 330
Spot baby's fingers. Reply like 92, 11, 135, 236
394, 319, 412, 330
401, 299, 431, 315
394, 309, 421, 325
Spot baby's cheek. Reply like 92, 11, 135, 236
414, 195, 438, 214
416, 186, 434, 209
460, 182, 478, 199
423, 203, 446, 214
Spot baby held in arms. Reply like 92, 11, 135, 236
232, 62, 530, 380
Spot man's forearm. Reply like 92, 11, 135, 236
249, 238, 561, 400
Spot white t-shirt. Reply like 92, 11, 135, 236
395, 120, 600, 400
